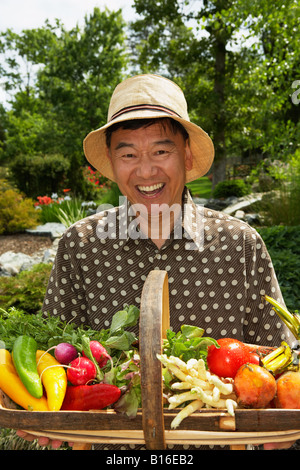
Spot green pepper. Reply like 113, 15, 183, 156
12, 335, 43, 399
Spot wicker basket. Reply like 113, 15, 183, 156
1, 270, 300, 450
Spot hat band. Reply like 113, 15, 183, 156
110, 103, 182, 121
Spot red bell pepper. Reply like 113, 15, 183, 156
61, 383, 121, 411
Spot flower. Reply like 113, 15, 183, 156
81, 201, 96, 207
35, 195, 53, 206
63, 189, 71, 193
82, 165, 112, 191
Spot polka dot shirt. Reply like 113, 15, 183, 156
43, 187, 291, 347
42, 187, 291, 451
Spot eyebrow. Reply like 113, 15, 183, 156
154, 139, 175, 146
114, 139, 175, 151
114, 142, 135, 151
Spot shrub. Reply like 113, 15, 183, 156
95, 182, 123, 207
0, 263, 52, 314
55, 198, 88, 227
81, 165, 114, 201
37, 197, 89, 225
255, 152, 300, 226
0, 177, 16, 192
257, 186, 300, 227
38, 200, 64, 223
212, 179, 250, 199
258, 225, 300, 312
0, 189, 40, 234
10, 154, 70, 199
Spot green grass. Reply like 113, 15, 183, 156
0, 263, 53, 314
186, 177, 212, 198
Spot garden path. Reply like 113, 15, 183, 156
0, 234, 52, 256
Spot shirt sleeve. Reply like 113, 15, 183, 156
42, 229, 88, 326
242, 229, 293, 347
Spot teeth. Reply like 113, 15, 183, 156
138, 183, 164, 192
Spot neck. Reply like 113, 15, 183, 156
137, 203, 182, 249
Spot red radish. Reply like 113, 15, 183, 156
67, 357, 97, 386
54, 343, 78, 365
82, 340, 110, 368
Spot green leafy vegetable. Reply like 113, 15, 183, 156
110, 305, 140, 334
163, 324, 218, 364
105, 331, 136, 350
81, 334, 104, 381
0, 307, 217, 419
0, 305, 139, 354
180, 325, 204, 339
113, 382, 141, 419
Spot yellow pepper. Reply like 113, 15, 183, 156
0, 349, 48, 411
36, 350, 67, 411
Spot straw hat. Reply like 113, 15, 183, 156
83, 74, 214, 183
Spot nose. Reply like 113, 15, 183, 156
135, 153, 158, 179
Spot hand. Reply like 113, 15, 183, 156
263, 440, 296, 450
16, 430, 73, 449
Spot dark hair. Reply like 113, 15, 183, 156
105, 117, 189, 148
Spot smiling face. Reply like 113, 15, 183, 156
106, 120, 193, 217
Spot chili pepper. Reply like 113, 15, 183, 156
61, 383, 121, 411
36, 350, 67, 411
0, 349, 48, 411
12, 335, 43, 399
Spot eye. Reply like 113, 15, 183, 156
122, 153, 135, 159
155, 149, 169, 156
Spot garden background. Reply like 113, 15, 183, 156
0, 0, 300, 449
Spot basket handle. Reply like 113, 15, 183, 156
139, 270, 170, 450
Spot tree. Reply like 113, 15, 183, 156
244, 0, 300, 159
130, 0, 300, 185
0, 8, 128, 194
130, 0, 247, 185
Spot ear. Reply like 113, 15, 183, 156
184, 142, 193, 171
105, 146, 117, 181
106, 146, 111, 161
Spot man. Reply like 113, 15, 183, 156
18, 74, 293, 450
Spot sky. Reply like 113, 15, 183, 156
0, 0, 136, 105
0, 0, 254, 106
0, 0, 136, 32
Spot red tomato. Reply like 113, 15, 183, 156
207, 338, 251, 378
248, 351, 260, 365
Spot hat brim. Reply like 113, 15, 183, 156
83, 110, 214, 183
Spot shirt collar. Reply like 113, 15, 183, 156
119, 186, 204, 251
181, 187, 205, 251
